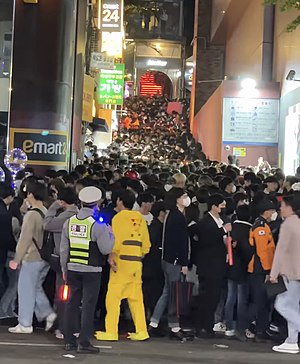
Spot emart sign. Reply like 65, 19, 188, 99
9, 128, 68, 166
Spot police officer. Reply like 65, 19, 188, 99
248, 199, 276, 342
60, 186, 114, 354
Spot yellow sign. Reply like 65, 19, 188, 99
82, 75, 94, 123
233, 147, 246, 157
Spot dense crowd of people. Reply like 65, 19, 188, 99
0, 96, 300, 355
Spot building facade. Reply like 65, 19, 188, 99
192, 0, 300, 171
124, 0, 185, 98
0, 0, 90, 170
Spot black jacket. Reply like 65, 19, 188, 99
227, 220, 253, 283
143, 218, 163, 278
162, 209, 189, 266
195, 213, 227, 277
0, 200, 16, 264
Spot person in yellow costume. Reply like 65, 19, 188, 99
96, 189, 151, 341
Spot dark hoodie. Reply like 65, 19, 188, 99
227, 220, 254, 283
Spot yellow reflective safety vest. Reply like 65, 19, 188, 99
68, 215, 102, 267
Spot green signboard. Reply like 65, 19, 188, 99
98, 63, 125, 105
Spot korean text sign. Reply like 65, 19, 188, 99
98, 64, 125, 105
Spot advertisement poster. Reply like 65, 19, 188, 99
98, 64, 125, 105
233, 147, 246, 157
222, 97, 279, 144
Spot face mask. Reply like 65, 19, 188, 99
232, 185, 237, 194
220, 207, 227, 215
271, 212, 278, 221
183, 196, 191, 208
164, 184, 173, 192
106, 191, 112, 201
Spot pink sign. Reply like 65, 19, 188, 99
167, 101, 183, 115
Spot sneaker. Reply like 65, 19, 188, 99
272, 342, 299, 354
65, 344, 77, 351
77, 344, 99, 354
269, 324, 280, 333
148, 325, 165, 338
169, 329, 184, 341
45, 312, 57, 332
245, 329, 255, 340
213, 322, 226, 333
195, 329, 215, 339
8, 324, 33, 334
225, 329, 236, 338
55, 329, 64, 340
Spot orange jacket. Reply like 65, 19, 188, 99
248, 217, 275, 273
124, 117, 132, 129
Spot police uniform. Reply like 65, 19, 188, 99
248, 206, 275, 336
96, 209, 151, 341
60, 187, 114, 353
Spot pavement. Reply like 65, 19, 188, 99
0, 326, 299, 364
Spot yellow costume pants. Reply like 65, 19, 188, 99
105, 281, 147, 335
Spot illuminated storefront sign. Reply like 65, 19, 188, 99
135, 57, 181, 70
101, 32, 123, 58
99, 0, 123, 32
147, 60, 168, 67
9, 128, 68, 166
98, 63, 125, 105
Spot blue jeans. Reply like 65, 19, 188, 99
18, 260, 54, 327
150, 260, 181, 328
224, 279, 248, 331
0, 255, 18, 316
275, 279, 300, 344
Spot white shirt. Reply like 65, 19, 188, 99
142, 212, 154, 226
208, 212, 224, 228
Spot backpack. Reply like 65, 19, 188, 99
31, 208, 60, 272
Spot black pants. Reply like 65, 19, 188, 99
248, 273, 269, 333
196, 274, 224, 333
143, 274, 164, 317
64, 270, 101, 347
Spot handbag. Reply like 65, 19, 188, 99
170, 274, 194, 317
265, 276, 287, 299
